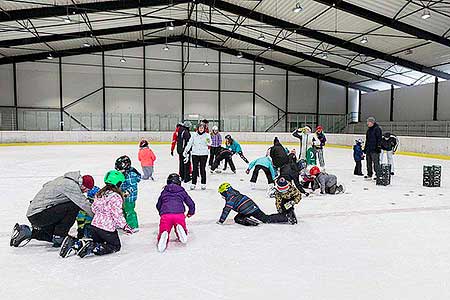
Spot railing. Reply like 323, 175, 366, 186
346, 120, 450, 137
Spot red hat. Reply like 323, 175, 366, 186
310, 166, 321, 176
316, 125, 323, 132
81, 175, 94, 189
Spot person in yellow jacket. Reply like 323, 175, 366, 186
273, 177, 302, 224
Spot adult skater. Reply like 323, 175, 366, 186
246, 155, 277, 189
292, 126, 313, 160
10, 171, 95, 248
177, 121, 192, 183
211, 146, 236, 173
224, 134, 249, 164
312, 125, 327, 169
170, 122, 183, 157
183, 123, 211, 190
269, 137, 289, 169
381, 132, 399, 175
217, 183, 294, 226
364, 117, 382, 180
209, 125, 222, 168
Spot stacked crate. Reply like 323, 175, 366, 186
376, 164, 392, 186
423, 165, 441, 187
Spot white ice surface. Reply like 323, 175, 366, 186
1, 144, 450, 300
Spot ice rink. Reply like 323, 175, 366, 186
1, 143, 450, 300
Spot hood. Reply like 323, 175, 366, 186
164, 183, 185, 193
64, 171, 81, 184
273, 137, 281, 146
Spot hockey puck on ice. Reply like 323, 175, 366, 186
240, 178, 244, 181
363, 187, 369, 190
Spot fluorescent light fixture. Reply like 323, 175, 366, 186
259, 65, 265, 71
360, 36, 368, 44
120, 57, 126, 63
421, 9, 431, 19
203, 61, 209, 66
82, 42, 90, 47
321, 52, 328, 59
168, 22, 175, 31
236, 51, 243, 58
292, 2, 303, 13
47, 53, 54, 60
258, 34, 265, 41
163, 44, 170, 51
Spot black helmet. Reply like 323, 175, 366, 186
139, 139, 148, 148
383, 132, 391, 139
167, 173, 181, 185
225, 134, 231, 140
115, 155, 131, 171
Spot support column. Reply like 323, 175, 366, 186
390, 84, 394, 122
315, 79, 320, 127
181, 41, 185, 122
218, 51, 221, 131
345, 85, 349, 116
433, 77, 439, 121
143, 45, 147, 131
252, 60, 256, 132
285, 69, 289, 132
13, 62, 18, 130
59, 57, 63, 131
102, 51, 106, 131
358, 90, 362, 123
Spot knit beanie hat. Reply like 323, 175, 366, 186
81, 175, 95, 190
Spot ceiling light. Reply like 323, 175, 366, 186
168, 22, 175, 31
236, 51, 243, 59
258, 34, 265, 41
292, 2, 303, 13
163, 44, 170, 51
204, 61, 209, 66
82, 42, 90, 47
321, 52, 328, 59
421, 9, 431, 20
259, 65, 265, 71
63, 16, 72, 24
360, 36, 368, 44
47, 53, 54, 60
120, 57, 126, 63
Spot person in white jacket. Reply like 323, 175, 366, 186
292, 126, 313, 160
183, 123, 211, 190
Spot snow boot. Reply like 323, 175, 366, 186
77, 240, 95, 258
175, 224, 188, 244
157, 231, 169, 253
10, 223, 32, 247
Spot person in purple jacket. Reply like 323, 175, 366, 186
209, 125, 222, 168
156, 173, 195, 252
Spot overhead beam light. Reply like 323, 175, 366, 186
82, 42, 90, 47
292, 2, 303, 13
63, 16, 72, 24
163, 44, 170, 51
360, 36, 368, 44
47, 53, 54, 60
236, 51, 243, 59
258, 34, 265, 41
168, 21, 175, 31
321, 52, 328, 59
259, 65, 265, 71
120, 57, 126, 63
203, 61, 209, 66
421, 8, 431, 20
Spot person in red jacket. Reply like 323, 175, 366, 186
170, 123, 182, 157
138, 139, 156, 181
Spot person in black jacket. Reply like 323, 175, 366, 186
210, 147, 236, 173
269, 137, 289, 169
364, 117, 382, 179
381, 132, 399, 175
177, 121, 192, 183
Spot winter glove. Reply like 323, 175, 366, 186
123, 224, 134, 235
186, 213, 194, 218
87, 186, 100, 199
304, 192, 310, 197
376, 146, 382, 154
245, 169, 250, 174
284, 201, 295, 210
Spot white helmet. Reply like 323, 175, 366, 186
212, 125, 219, 131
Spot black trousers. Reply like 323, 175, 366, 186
212, 153, 236, 172
209, 147, 220, 167
366, 152, 381, 178
178, 153, 191, 183
250, 165, 274, 184
237, 151, 249, 163
354, 161, 363, 175
237, 209, 288, 224
28, 201, 80, 242
192, 155, 208, 185
91, 226, 121, 255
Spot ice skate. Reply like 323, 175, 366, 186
77, 240, 95, 258
232, 170, 236, 174
59, 236, 82, 258
10, 223, 32, 247
215, 169, 222, 174
266, 186, 276, 198
201, 184, 206, 190
190, 184, 196, 190
157, 231, 169, 252
175, 224, 188, 244
336, 184, 346, 194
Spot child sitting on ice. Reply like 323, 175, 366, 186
310, 166, 344, 195
59, 170, 133, 258
156, 174, 195, 253
274, 177, 301, 224
216, 183, 295, 226
115, 155, 141, 232
138, 139, 156, 180
76, 186, 99, 239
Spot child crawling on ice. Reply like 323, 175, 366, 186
156, 173, 195, 253
309, 166, 345, 195
216, 183, 295, 226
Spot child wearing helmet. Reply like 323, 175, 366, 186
274, 177, 301, 224
59, 170, 134, 258
309, 167, 344, 195
353, 139, 365, 176
217, 183, 294, 225
76, 186, 100, 239
209, 125, 222, 168
312, 126, 327, 169
156, 173, 196, 252
210, 147, 236, 174
138, 139, 156, 181
115, 155, 142, 231
224, 135, 249, 164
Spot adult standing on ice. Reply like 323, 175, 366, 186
177, 121, 192, 183
292, 126, 313, 160
364, 117, 382, 180
10, 171, 95, 247
269, 137, 289, 169
183, 123, 211, 190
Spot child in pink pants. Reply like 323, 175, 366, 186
156, 173, 195, 252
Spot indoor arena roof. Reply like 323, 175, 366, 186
1, 0, 450, 92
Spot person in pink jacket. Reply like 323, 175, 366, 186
59, 170, 134, 258
138, 139, 156, 180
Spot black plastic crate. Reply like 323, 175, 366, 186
423, 165, 441, 187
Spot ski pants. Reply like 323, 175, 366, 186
178, 153, 191, 183
366, 152, 381, 178
381, 150, 394, 172
158, 213, 187, 242
142, 166, 154, 180
236, 151, 249, 164
123, 201, 138, 229
91, 226, 121, 255
209, 146, 221, 167
235, 209, 288, 225
192, 155, 208, 185
28, 201, 80, 243
315, 148, 325, 168
325, 184, 337, 194
250, 165, 274, 184
354, 161, 363, 175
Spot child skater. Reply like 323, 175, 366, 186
310, 166, 344, 195
59, 170, 134, 258
216, 183, 295, 226
209, 125, 222, 168
210, 146, 236, 174
138, 139, 156, 181
224, 134, 249, 164
115, 155, 141, 232
353, 139, 365, 176
76, 186, 99, 239
246, 155, 277, 190
156, 174, 195, 253
274, 177, 301, 224
312, 126, 327, 169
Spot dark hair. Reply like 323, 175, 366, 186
201, 119, 209, 124
96, 184, 124, 200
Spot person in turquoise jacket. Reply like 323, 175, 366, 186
224, 134, 249, 165
246, 156, 277, 188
